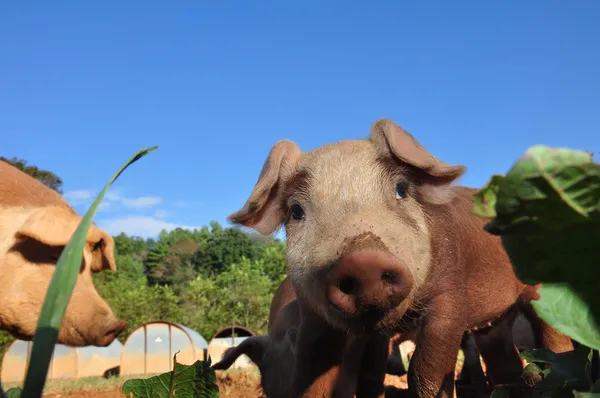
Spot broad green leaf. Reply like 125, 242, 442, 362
122, 353, 219, 397
21, 146, 158, 398
3, 388, 22, 398
473, 145, 600, 348
528, 345, 593, 397
521, 348, 557, 364
574, 393, 600, 397
490, 386, 511, 398
471, 174, 505, 218
531, 285, 600, 350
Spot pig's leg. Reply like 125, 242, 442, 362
331, 334, 368, 398
472, 326, 523, 387
456, 332, 488, 397
354, 332, 388, 398
290, 307, 346, 398
518, 285, 574, 354
407, 304, 464, 398
387, 344, 407, 376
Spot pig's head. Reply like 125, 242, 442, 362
0, 205, 128, 346
228, 119, 466, 333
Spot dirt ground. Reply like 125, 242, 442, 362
41, 353, 481, 398
42, 372, 410, 398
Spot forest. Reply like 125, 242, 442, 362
0, 157, 286, 356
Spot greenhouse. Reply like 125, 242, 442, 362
119, 320, 208, 376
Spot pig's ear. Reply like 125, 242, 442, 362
16, 206, 117, 272
211, 336, 270, 370
228, 140, 302, 235
16, 206, 84, 247
370, 119, 466, 183
86, 225, 117, 272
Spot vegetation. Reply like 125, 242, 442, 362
473, 145, 600, 397
92, 224, 285, 341
121, 352, 219, 397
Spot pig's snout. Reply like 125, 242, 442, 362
95, 319, 128, 347
326, 250, 413, 321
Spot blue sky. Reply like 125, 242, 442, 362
2, 1, 599, 239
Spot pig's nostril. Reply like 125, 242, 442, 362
381, 271, 399, 285
339, 276, 360, 295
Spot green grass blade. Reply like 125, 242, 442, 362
20, 146, 158, 398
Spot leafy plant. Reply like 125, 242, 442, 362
473, 145, 600, 396
0, 146, 157, 398
121, 352, 219, 397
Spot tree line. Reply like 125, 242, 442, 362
0, 157, 286, 357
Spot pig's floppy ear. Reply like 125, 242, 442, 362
86, 225, 117, 272
370, 119, 466, 184
16, 206, 117, 272
16, 206, 84, 247
211, 336, 270, 370
228, 140, 302, 235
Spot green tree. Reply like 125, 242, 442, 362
94, 255, 183, 340
192, 223, 264, 276
144, 240, 170, 283
0, 156, 63, 193
180, 257, 275, 338
113, 233, 149, 260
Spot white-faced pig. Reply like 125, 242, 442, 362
0, 160, 127, 346
227, 118, 574, 397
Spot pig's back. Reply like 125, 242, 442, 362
0, 161, 69, 209
452, 187, 524, 327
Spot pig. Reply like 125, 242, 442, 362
0, 160, 127, 347
227, 118, 574, 397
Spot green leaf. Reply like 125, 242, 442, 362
527, 344, 593, 396
490, 385, 511, 398
3, 388, 22, 398
20, 146, 158, 398
472, 145, 600, 348
521, 348, 557, 364
471, 174, 505, 218
531, 285, 600, 351
122, 353, 219, 397
574, 393, 600, 397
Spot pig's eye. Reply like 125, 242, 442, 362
290, 203, 305, 221
395, 182, 408, 200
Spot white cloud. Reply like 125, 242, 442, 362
99, 216, 201, 238
63, 190, 94, 204
120, 196, 162, 209
64, 188, 163, 212
172, 200, 204, 208
154, 209, 168, 218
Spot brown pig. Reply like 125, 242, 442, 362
0, 160, 127, 347
227, 118, 574, 397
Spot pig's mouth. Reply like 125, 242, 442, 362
326, 297, 411, 334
